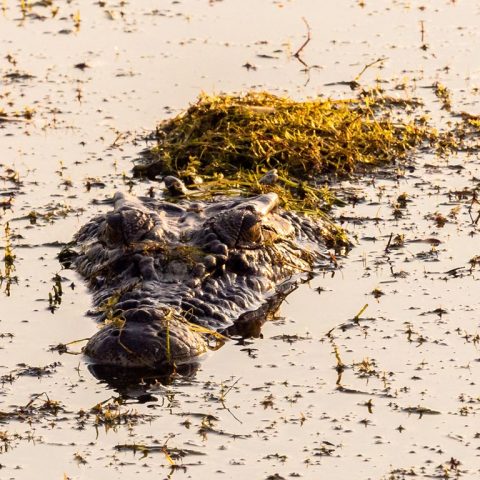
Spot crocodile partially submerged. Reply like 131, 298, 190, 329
59, 91, 444, 378
61, 178, 338, 372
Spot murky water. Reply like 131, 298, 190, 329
1, 1, 480, 478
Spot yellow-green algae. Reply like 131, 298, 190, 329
135, 91, 430, 179
134, 91, 436, 247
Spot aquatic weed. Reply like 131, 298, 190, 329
134, 91, 432, 194
1, 222, 17, 296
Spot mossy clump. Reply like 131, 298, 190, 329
135, 91, 430, 182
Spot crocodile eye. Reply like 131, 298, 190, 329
211, 210, 244, 247
212, 209, 263, 247
121, 210, 155, 243
103, 209, 155, 246
237, 212, 262, 244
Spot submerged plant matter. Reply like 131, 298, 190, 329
134, 91, 434, 215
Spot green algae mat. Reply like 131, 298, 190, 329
134, 91, 433, 185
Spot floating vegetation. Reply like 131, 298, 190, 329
0, 362, 62, 384
136, 91, 431, 179
433, 82, 452, 111
22, 105, 35, 120
401, 406, 441, 417
1, 222, 17, 296
115, 442, 206, 463
48, 273, 63, 313
134, 91, 434, 214
72, 9, 81, 31
90, 398, 144, 431
21, 202, 81, 226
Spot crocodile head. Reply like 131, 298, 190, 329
66, 183, 331, 372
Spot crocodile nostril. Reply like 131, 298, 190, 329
237, 213, 262, 245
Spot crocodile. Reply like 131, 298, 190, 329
61, 178, 337, 372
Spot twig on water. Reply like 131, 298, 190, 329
293, 17, 311, 68
419, 20, 428, 50
354, 56, 388, 83
420, 20, 425, 43
385, 232, 393, 253
353, 303, 369, 323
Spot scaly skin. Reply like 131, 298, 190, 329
62, 185, 333, 370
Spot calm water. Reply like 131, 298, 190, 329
0, 1, 479, 478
